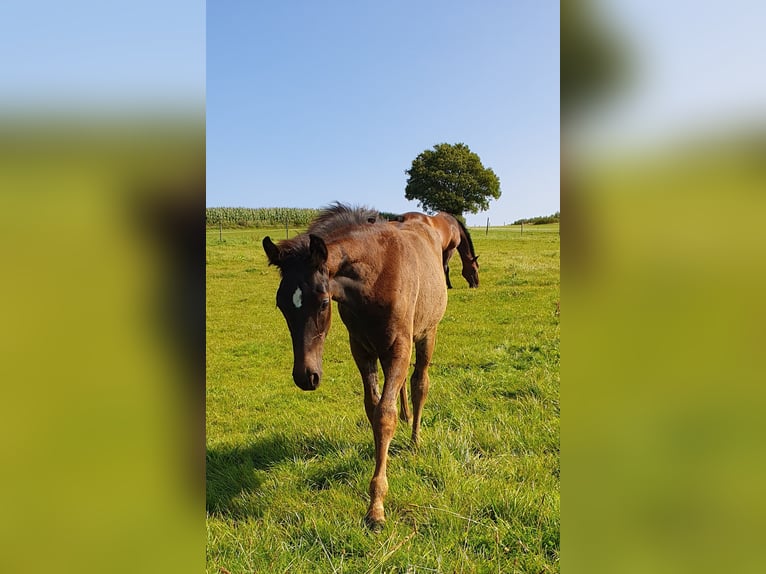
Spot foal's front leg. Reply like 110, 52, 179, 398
366, 341, 412, 529
349, 337, 379, 426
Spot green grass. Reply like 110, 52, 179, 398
206, 223, 560, 573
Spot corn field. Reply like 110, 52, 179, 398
206, 207, 320, 228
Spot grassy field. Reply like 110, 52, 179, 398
206, 223, 560, 573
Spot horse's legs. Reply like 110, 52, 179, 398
365, 338, 412, 529
349, 337, 379, 426
443, 248, 455, 289
411, 329, 436, 446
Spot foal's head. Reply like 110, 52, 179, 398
263, 234, 332, 391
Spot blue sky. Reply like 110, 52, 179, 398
3, 2, 763, 224
0, 0, 204, 108
580, 0, 766, 153
207, 1, 560, 225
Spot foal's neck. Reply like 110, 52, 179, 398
325, 238, 382, 304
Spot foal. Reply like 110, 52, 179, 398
263, 204, 447, 528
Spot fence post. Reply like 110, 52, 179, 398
285, 218, 289, 239
219, 221, 222, 242
521, 221, 523, 236
486, 217, 490, 236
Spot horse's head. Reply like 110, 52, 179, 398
263, 234, 332, 391
462, 255, 480, 288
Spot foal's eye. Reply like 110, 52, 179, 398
320, 298, 330, 310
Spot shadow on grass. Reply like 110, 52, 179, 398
206, 434, 291, 517
206, 431, 360, 518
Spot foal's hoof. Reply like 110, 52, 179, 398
365, 515, 386, 532
364, 509, 386, 532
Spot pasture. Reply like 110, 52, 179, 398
206, 223, 560, 573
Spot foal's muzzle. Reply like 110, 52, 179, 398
293, 367, 321, 391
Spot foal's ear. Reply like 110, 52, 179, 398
263, 236, 281, 266
309, 234, 328, 268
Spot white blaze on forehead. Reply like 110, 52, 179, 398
292, 286, 303, 309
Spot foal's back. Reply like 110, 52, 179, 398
330, 219, 446, 341
389, 220, 447, 339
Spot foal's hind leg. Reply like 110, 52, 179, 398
410, 329, 437, 446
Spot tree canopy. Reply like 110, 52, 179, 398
561, 0, 626, 117
404, 143, 501, 215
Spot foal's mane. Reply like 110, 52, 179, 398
272, 203, 383, 266
454, 217, 477, 259
307, 202, 383, 238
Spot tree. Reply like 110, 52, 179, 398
404, 143, 501, 215
561, 0, 625, 119
561, 1, 626, 270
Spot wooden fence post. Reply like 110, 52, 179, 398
486, 217, 490, 236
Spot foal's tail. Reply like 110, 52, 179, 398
399, 385, 412, 423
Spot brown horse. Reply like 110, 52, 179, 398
262, 204, 447, 529
394, 212, 480, 288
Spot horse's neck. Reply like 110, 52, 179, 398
456, 234, 474, 267
429, 215, 453, 251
